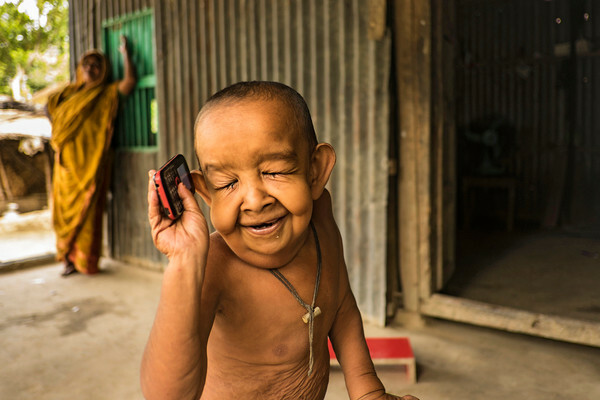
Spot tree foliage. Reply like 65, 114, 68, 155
0, 0, 69, 97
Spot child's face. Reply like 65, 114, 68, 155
194, 99, 316, 267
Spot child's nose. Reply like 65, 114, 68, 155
241, 182, 273, 212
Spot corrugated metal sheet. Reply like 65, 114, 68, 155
69, 0, 391, 324
456, 0, 600, 227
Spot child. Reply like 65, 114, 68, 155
141, 81, 419, 400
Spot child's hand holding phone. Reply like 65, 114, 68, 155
147, 155, 209, 260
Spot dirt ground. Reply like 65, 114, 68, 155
0, 260, 599, 400
0, 209, 54, 264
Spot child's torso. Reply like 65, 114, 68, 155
201, 219, 343, 399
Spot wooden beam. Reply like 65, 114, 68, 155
393, 0, 432, 311
43, 145, 53, 211
431, 0, 457, 291
0, 152, 14, 201
421, 294, 600, 347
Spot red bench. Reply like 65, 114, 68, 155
328, 337, 416, 383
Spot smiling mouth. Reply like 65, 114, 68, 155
244, 216, 284, 234
253, 221, 275, 229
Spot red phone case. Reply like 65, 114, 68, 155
153, 154, 193, 220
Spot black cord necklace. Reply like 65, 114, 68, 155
269, 221, 322, 377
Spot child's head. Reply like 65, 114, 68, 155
192, 81, 335, 268
195, 81, 318, 154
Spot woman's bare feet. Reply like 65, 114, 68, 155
61, 262, 77, 277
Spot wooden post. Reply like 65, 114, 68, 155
431, 0, 457, 290
0, 151, 14, 202
393, 0, 433, 312
43, 144, 53, 211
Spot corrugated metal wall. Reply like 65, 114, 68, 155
69, 0, 391, 324
69, 0, 160, 271
455, 0, 600, 227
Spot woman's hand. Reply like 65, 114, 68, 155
118, 35, 136, 95
147, 170, 210, 260
119, 35, 129, 56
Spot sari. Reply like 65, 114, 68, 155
47, 50, 120, 274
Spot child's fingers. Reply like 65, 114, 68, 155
178, 182, 201, 213
147, 170, 161, 222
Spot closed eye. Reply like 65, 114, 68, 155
263, 172, 281, 178
216, 180, 237, 191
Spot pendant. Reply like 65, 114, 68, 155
302, 306, 321, 323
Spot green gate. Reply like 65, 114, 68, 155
102, 9, 157, 150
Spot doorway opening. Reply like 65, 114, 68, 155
0, 100, 55, 268
440, 0, 600, 335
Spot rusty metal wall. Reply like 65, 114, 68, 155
69, 0, 391, 324
455, 0, 600, 227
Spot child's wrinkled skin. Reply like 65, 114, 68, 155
141, 82, 420, 400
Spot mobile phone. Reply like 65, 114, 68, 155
153, 154, 194, 220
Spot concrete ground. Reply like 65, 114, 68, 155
1, 259, 599, 400
446, 229, 600, 323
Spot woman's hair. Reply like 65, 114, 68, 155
195, 81, 318, 152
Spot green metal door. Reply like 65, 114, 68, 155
103, 9, 157, 150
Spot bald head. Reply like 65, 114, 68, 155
194, 81, 318, 162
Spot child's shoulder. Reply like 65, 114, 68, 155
205, 232, 233, 270
207, 231, 237, 267
313, 190, 338, 231
206, 231, 254, 273
312, 189, 343, 252
313, 189, 334, 221
208, 230, 229, 252
203, 231, 243, 293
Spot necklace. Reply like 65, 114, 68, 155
269, 221, 322, 377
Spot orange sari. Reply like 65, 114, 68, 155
47, 50, 119, 274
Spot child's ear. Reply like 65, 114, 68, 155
191, 170, 212, 206
309, 143, 336, 200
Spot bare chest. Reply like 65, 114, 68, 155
210, 258, 339, 367
202, 273, 334, 400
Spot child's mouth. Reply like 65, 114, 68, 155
253, 222, 274, 229
245, 217, 283, 234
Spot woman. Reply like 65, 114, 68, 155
47, 36, 136, 276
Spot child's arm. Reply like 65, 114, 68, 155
329, 279, 386, 399
328, 247, 418, 399
315, 191, 418, 399
140, 171, 214, 400
329, 287, 419, 400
